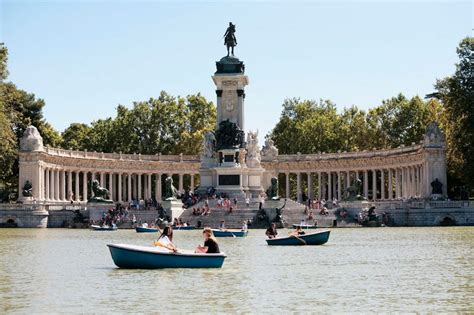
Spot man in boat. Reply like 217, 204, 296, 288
291, 226, 306, 236
265, 223, 278, 239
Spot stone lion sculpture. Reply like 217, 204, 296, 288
20, 126, 44, 151
344, 178, 366, 201
22, 180, 33, 197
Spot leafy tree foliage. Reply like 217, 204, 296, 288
433, 37, 474, 193
270, 94, 441, 155
62, 91, 216, 155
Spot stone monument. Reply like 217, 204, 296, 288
198, 23, 264, 197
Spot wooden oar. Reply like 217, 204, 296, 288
289, 233, 307, 245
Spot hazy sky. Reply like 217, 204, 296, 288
1, 0, 472, 138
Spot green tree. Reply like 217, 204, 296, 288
433, 37, 474, 194
61, 123, 91, 150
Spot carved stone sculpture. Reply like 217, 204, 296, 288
202, 131, 216, 158
215, 119, 245, 150
431, 178, 443, 195
246, 130, 261, 168
20, 126, 44, 151
344, 178, 366, 201
22, 180, 33, 197
261, 138, 278, 158
266, 177, 279, 200
163, 176, 179, 200
88, 180, 113, 203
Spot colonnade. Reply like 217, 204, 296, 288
38, 167, 198, 203
281, 164, 425, 203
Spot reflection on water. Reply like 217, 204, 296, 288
0, 227, 472, 313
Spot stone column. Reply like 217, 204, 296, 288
137, 173, 142, 200
54, 169, 61, 200
59, 170, 65, 201
74, 171, 80, 201
83, 171, 88, 202
127, 173, 132, 202
190, 174, 195, 192
118, 173, 122, 202
401, 167, 405, 198
179, 173, 184, 193
156, 174, 162, 201
337, 172, 342, 201
67, 170, 72, 201
363, 170, 368, 199
327, 171, 332, 201
285, 172, 290, 199
307, 172, 313, 200
100, 172, 105, 187
107, 173, 113, 201
388, 169, 392, 199
372, 169, 377, 200
380, 169, 385, 200
45, 168, 50, 200
296, 172, 302, 203
90, 172, 96, 197
317, 172, 321, 199
147, 174, 152, 198
346, 171, 351, 190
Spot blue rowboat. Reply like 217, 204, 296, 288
173, 225, 196, 230
107, 244, 226, 269
135, 226, 159, 233
211, 229, 248, 237
91, 224, 117, 231
266, 230, 330, 246
292, 224, 318, 229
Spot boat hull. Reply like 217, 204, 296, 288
108, 244, 226, 269
266, 230, 330, 246
135, 227, 159, 233
91, 225, 117, 231
212, 229, 248, 237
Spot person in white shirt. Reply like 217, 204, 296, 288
241, 221, 248, 231
155, 226, 177, 252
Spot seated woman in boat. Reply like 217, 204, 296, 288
291, 226, 306, 236
195, 227, 220, 254
155, 226, 177, 252
265, 223, 278, 239
241, 221, 248, 231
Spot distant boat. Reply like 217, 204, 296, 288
292, 224, 318, 229
90, 224, 117, 231
266, 230, 330, 246
135, 226, 159, 233
212, 229, 248, 237
173, 225, 196, 230
107, 243, 227, 269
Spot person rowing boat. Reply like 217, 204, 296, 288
265, 223, 278, 239
154, 226, 178, 252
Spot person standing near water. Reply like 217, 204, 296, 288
195, 228, 220, 253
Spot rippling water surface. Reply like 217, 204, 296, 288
0, 227, 473, 313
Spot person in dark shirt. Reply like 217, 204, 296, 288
265, 223, 278, 239
195, 227, 220, 254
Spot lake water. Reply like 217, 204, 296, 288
0, 227, 473, 313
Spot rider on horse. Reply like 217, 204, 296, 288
223, 22, 237, 56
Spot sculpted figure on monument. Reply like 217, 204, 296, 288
215, 119, 245, 150
223, 22, 237, 56
22, 180, 33, 197
261, 138, 279, 158
246, 130, 261, 167
431, 178, 443, 195
202, 131, 216, 158
266, 177, 280, 200
344, 178, 365, 201
20, 125, 44, 151
163, 176, 179, 200
88, 180, 113, 203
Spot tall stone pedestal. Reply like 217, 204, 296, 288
161, 199, 184, 222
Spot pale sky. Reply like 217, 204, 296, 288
1, 0, 472, 138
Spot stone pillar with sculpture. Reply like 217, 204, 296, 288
18, 126, 44, 203
423, 122, 447, 199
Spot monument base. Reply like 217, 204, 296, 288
161, 199, 184, 222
